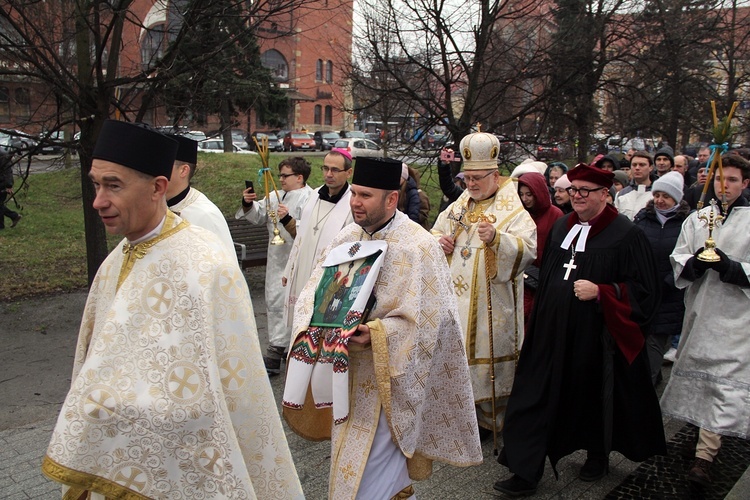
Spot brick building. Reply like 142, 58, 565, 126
0, 0, 354, 136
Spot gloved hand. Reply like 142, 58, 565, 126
681, 248, 710, 281
714, 248, 732, 275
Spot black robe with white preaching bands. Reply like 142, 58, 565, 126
500, 205, 666, 484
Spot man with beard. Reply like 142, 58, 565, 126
431, 131, 536, 443
283, 157, 482, 499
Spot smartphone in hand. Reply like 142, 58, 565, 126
245, 180, 254, 192
440, 149, 455, 162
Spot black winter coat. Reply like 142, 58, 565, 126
633, 200, 691, 337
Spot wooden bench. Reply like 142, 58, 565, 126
226, 218, 269, 268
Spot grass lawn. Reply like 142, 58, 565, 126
0, 153, 448, 301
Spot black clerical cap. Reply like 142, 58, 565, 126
93, 120, 178, 178
167, 134, 198, 164
352, 157, 402, 191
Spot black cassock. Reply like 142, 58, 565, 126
500, 205, 667, 484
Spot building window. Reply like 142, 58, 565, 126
14, 87, 30, 117
326, 60, 333, 83
314, 105, 322, 125
141, 23, 166, 71
0, 87, 8, 118
261, 49, 289, 82
325, 105, 332, 126
316, 59, 323, 81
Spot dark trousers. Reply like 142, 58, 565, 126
0, 190, 19, 228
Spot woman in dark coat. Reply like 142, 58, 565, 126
633, 171, 691, 385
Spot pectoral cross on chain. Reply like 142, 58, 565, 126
563, 257, 577, 281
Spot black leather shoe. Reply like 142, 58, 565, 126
10, 214, 21, 228
263, 355, 281, 376
687, 457, 712, 485
493, 475, 537, 497
579, 456, 608, 482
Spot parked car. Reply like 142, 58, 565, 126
207, 128, 250, 150
333, 138, 383, 159
0, 132, 12, 154
1, 129, 38, 153
283, 132, 315, 152
313, 131, 341, 151
198, 139, 255, 154
248, 131, 284, 152
535, 142, 561, 161
37, 130, 66, 154
339, 130, 366, 139
364, 132, 382, 145
184, 130, 207, 142
420, 133, 449, 150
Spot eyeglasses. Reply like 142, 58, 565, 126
321, 166, 348, 174
463, 171, 496, 183
278, 173, 300, 179
565, 186, 606, 198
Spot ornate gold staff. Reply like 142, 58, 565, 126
252, 134, 285, 245
469, 208, 500, 455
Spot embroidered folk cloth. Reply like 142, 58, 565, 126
43, 217, 303, 499
431, 178, 537, 430
283, 240, 387, 424
283, 211, 482, 498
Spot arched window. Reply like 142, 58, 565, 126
316, 59, 323, 81
14, 88, 30, 117
326, 60, 333, 83
324, 105, 333, 126
314, 105, 322, 125
140, 23, 166, 71
0, 87, 8, 118
261, 49, 289, 82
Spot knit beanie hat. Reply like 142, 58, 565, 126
654, 148, 675, 168
652, 171, 684, 203
612, 170, 629, 187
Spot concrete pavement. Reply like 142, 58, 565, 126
1, 268, 748, 498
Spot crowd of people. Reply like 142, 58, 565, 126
39, 121, 749, 499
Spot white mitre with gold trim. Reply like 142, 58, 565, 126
460, 130, 500, 171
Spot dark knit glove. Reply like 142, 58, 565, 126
715, 249, 750, 287
681, 248, 709, 281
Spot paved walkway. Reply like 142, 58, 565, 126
1, 273, 748, 498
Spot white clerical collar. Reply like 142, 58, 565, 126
560, 223, 591, 252
128, 215, 167, 245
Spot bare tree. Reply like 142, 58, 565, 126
0, 0, 307, 283
712, 0, 750, 143
344, 0, 551, 153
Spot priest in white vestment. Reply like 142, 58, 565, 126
283, 148, 354, 336
236, 157, 314, 374
283, 157, 482, 499
166, 134, 235, 256
432, 131, 537, 438
42, 120, 303, 500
